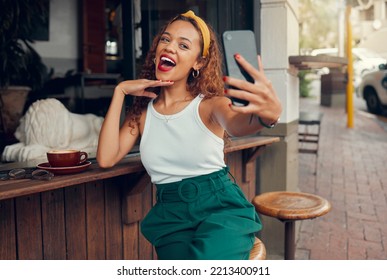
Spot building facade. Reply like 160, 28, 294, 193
355, 0, 387, 58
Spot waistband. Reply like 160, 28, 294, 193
156, 167, 233, 203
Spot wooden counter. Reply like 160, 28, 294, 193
0, 135, 279, 260
0, 154, 143, 201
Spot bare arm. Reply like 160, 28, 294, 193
215, 55, 282, 137
97, 79, 174, 168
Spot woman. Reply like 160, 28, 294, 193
97, 10, 282, 260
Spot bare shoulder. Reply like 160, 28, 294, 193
201, 96, 230, 112
200, 96, 232, 129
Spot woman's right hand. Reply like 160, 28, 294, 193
117, 79, 174, 98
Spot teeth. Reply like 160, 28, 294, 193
161, 57, 176, 65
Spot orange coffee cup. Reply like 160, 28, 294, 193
47, 149, 88, 167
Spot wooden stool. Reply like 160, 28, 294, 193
298, 111, 324, 174
249, 237, 266, 260
298, 111, 323, 155
252, 191, 331, 260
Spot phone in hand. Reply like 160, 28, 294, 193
222, 30, 259, 106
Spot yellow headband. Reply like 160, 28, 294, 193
181, 10, 210, 57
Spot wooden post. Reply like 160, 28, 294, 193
346, 5, 354, 128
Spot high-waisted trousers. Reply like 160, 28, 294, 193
140, 167, 262, 260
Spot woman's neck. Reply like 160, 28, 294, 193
158, 81, 193, 107
153, 81, 195, 115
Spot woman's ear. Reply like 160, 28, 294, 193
193, 56, 206, 71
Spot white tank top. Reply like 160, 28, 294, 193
140, 94, 226, 184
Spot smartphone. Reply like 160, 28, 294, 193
222, 30, 259, 106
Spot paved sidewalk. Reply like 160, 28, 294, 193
295, 96, 387, 260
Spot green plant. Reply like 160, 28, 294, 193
298, 70, 313, 98
0, 0, 49, 91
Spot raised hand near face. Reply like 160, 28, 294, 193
224, 54, 282, 126
117, 79, 174, 99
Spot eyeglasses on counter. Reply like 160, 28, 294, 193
0, 168, 54, 181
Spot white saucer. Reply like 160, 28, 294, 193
37, 161, 91, 175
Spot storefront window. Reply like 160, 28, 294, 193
106, 0, 254, 77
140, 0, 254, 63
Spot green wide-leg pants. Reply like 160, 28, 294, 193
140, 167, 262, 260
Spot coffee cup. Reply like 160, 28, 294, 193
47, 149, 88, 167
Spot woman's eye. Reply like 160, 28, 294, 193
160, 37, 170, 43
179, 43, 189, 50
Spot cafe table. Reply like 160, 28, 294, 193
0, 135, 279, 260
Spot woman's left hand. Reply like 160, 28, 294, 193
224, 54, 282, 124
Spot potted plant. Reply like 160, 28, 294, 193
0, 0, 49, 142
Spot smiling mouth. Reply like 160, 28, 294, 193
158, 56, 176, 72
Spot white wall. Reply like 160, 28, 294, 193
33, 0, 80, 76
261, 0, 300, 124
358, 27, 387, 59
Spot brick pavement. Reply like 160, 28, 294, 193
295, 97, 387, 260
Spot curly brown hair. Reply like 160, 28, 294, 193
127, 13, 225, 130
